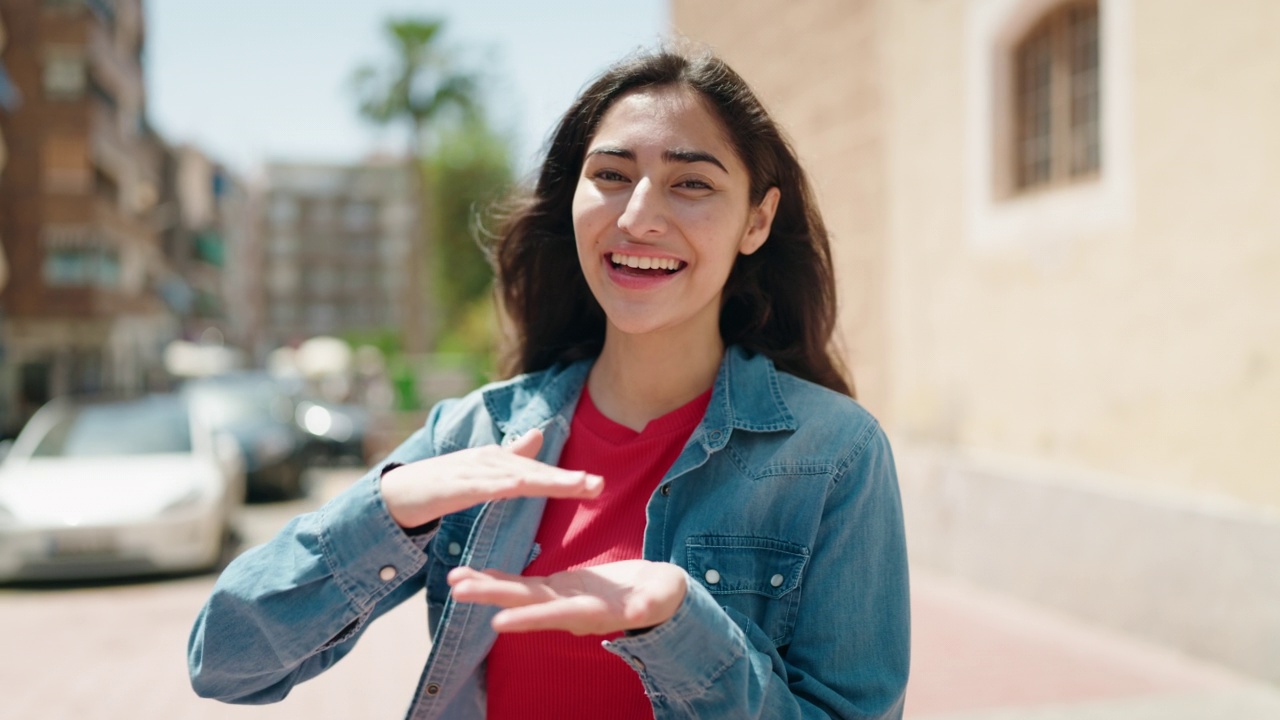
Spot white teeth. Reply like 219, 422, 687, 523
610, 253, 681, 271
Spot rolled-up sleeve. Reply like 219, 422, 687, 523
188, 414, 445, 704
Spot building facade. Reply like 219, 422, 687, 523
157, 143, 253, 351
256, 160, 414, 358
0, 0, 176, 436
674, 0, 1280, 683
1, 8, 17, 293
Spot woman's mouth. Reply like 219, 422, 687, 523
608, 252, 686, 277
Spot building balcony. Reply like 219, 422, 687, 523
86, 22, 143, 108
90, 102, 131, 184
92, 196, 149, 248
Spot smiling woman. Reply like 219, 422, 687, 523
190, 47, 909, 720
569, 86, 779, 361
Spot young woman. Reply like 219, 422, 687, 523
189, 49, 909, 719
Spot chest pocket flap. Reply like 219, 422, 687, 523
685, 535, 809, 646
685, 535, 809, 597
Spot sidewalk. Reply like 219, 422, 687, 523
906, 569, 1280, 719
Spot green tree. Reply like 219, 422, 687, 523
352, 18, 479, 353
429, 118, 513, 335
352, 19, 478, 156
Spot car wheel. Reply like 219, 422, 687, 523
279, 461, 305, 500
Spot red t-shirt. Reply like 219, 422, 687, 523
485, 385, 712, 719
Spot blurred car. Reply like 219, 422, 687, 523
294, 398, 370, 467
183, 372, 308, 500
0, 394, 245, 582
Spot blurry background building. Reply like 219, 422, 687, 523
255, 160, 414, 359
0, 0, 175, 437
156, 143, 253, 351
674, 0, 1280, 685
1, 7, 16, 289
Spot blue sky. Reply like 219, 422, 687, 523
145, 0, 668, 176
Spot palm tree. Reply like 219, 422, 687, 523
353, 18, 479, 353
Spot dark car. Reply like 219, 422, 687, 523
294, 398, 370, 468
184, 373, 308, 501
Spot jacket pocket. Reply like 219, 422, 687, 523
685, 535, 809, 646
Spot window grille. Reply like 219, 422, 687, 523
1014, 1, 1100, 191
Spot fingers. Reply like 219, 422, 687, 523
504, 428, 543, 459
448, 567, 556, 608
496, 429, 603, 499
381, 430, 606, 529
491, 595, 612, 634
489, 468, 604, 502
449, 567, 615, 634
447, 566, 612, 634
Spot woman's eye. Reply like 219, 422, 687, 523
593, 170, 628, 183
676, 179, 713, 191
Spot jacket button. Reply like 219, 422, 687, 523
447, 541, 462, 556
379, 566, 397, 582
426, 682, 441, 696
770, 573, 785, 588
660, 484, 671, 496
704, 569, 721, 585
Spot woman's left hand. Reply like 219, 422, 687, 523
447, 560, 688, 636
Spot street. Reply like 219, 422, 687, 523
0, 469, 429, 720
3, 469, 1278, 720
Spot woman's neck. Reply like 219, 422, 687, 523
587, 328, 724, 433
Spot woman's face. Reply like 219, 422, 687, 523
572, 86, 779, 343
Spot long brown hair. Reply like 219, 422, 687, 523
488, 49, 853, 397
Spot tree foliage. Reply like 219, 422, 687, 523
352, 18, 478, 153
429, 119, 513, 335
351, 17, 512, 365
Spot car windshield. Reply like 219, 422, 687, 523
32, 396, 192, 457
188, 378, 292, 428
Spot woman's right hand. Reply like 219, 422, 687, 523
378, 428, 603, 529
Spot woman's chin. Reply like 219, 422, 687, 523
602, 313, 720, 346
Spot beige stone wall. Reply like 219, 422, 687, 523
885, 0, 1280, 510
672, 0, 893, 417
675, 0, 1280, 512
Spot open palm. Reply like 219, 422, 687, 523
447, 560, 688, 636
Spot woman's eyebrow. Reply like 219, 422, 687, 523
585, 146, 728, 174
586, 146, 634, 161
664, 148, 728, 173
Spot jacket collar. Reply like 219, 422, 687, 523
482, 345, 797, 444
706, 344, 797, 432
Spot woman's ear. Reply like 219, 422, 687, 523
740, 187, 781, 256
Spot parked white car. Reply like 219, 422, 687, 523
0, 393, 245, 582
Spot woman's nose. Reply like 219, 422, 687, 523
616, 178, 667, 237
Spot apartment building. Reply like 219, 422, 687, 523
0, 0, 173, 435
256, 160, 415, 357
157, 143, 253, 350
1, 8, 17, 292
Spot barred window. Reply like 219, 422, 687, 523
43, 48, 86, 101
43, 248, 118, 287
1014, 1, 1100, 191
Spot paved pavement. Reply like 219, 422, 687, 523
2, 469, 1277, 719
0, 470, 428, 720
905, 571, 1280, 719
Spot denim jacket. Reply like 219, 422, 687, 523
189, 346, 910, 719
